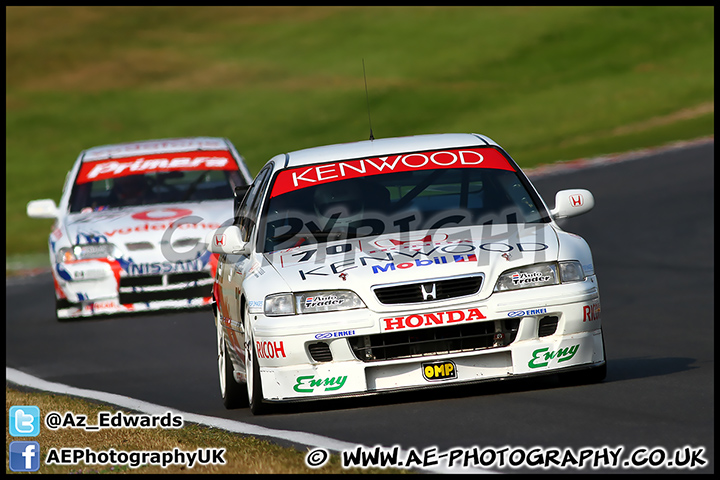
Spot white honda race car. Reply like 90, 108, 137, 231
208, 133, 605, 414
27, 137, 253, 320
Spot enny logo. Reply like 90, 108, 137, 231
528, 344, 580, 368
293, 375, 348, 393
422, 361, 457, 381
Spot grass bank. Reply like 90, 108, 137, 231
6, 386, 407, 474
6, 6, 713, 257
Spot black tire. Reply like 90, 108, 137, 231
221, 340, 248, 409
217, 309, 247, 409
245, 315, 270, 415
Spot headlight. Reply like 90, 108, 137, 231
264, 293, 295, 317
264, 290, 366, 316
494, 261, 585, 292
56, 243, 117, 263
494, 262, 559, 292
297, 290, 365, 314
558, 260, 585, 282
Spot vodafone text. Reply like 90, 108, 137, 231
339, 445, 708, 471
45, 447, 225, 469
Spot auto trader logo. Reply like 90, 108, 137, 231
9, 406, 41, 437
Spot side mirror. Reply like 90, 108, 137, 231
549, 189, 595, 220
206, 225, 250, 255
27, 199, 59, 219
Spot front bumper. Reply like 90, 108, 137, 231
53, 258, 213, 318
243, 278, 605, 402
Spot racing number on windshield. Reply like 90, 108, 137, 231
292, 243, 354, 262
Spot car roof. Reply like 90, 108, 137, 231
280, 133, 500, 168
81, 137, 233, 162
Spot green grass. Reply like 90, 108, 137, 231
6, 6, 714, 258
6, 386, 409, 474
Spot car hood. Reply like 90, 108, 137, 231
62, 201, 233, 264
262, 223, 561, 299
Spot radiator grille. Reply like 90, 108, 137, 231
538, 316, 559, 337
308, 342, 333, 362
374, 275, 483, 305
119, 271, 211, 304
121, 271, 208, 288
348, 318, 520, 362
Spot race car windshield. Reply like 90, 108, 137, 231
68, 169, 245, 213
260, 167, 547, 253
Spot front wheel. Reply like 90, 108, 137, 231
217, 308, 247, 409
245, 311, 270, 415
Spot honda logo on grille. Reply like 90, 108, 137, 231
421, 283, 437, 301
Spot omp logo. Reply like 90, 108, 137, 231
422, 361, 457, 381
528, 344, 580, 368
293, 375, 348, 393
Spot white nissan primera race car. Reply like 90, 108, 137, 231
208, 133, 605, 414
27, 137, 253, 320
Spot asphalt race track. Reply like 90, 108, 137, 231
6, 140, 714, 473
